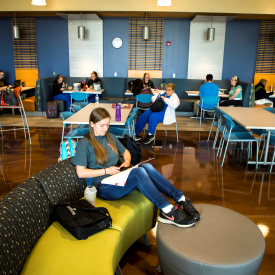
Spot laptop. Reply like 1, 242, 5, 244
11, 80, 21, 89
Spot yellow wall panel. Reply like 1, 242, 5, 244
15, 69, 39, 87
254, 73, 275, 91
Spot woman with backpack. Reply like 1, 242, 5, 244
71, 107, 200, 228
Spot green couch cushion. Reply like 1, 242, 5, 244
21, 222, 121, 275
21, 191, 154, 275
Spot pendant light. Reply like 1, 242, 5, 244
31, 0, 47, 5
78, 13, 85, 40
157, 0, 172, 6
12, 13, 20, 39
207, 15, 215, 41
143, 13, 149, 40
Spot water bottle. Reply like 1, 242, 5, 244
95, 94, 99, 106
65, 83, 68, 91
271, 85, 274, 93
115, 103, 121, 121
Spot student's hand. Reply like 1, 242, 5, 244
106, 166, 120, 175
160, 96, 165, 100
119, 161, 130, 169
62, 83, 65, 88
60, 87, 65, 91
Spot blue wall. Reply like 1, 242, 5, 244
163, 18, 190, 79
0, 18, 15, 85
103, 17, 129, 77
36, 17, 70, 78
222, 20, 260, 83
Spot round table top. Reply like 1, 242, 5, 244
157, 204, 265, 265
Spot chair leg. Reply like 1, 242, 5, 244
165, 125, 167, 137
207, 121, 214, 142
154, 130, 156, 146
216, 136, 223, 157
221, 140, 230, 167
200, 109, 202, 126
219, 139, 225, 158
256, 141, 259, 170
260, 138, 266, 161
143, 233, 150, 246
270, 146, 275, 172
175, 121, 178, 142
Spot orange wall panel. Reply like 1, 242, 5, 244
254, 73, 275, 91
15, 69, 39, 87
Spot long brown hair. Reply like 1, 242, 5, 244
142, 72, 150, 86
85, 107, 118, 166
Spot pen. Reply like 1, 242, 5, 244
108, 143, 114, 151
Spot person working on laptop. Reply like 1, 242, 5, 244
86, 71, 102, 103
193, 74, 219, 117
0, 70, 11, 91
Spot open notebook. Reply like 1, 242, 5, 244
101, 158, 154, 187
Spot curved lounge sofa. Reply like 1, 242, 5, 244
0, 158, 157, 275
35, 77, 255, 114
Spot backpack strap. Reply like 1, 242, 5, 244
68, 138, 75, 158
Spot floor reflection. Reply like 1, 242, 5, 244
0, 128, 274, 274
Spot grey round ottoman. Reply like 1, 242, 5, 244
157, 204, 265, 275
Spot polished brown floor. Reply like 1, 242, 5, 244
0, 127, 274, 275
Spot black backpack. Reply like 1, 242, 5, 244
50, 200, 112, 240
3, 91, 18, 106
123, 135, 142, 165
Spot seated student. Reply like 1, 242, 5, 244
86, 71, 102, 102
193, 74, 219, 116
52, 74, 71, 111
0, 70, 11, 91
143, 72, 154, 89
220, 76, 242, 107
71, 107, 200, 228
132, 79, 153, 109
255, 79, 274, 101
135, 83, 179, 144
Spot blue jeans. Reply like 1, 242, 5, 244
97, 163, 183, 209
135, 109, 165, 136
53, 93, 71, 111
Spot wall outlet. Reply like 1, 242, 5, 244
173, 73, 176, 78
53, 72, 55, 76
114, 72, 117, 76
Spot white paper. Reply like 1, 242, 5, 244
101, 158, 154, 187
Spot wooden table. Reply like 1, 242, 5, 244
186, 91, 228, 97
63, 103, 133, 126
218, 107, 275, 165
63, 89, 104, 95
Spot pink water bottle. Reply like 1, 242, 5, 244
115, 103, 121, 121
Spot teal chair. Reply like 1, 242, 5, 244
61, 112, 89, 142
70, 92, 89, 109
108, 113, 137, 138
71, 106, 82, 113
196, 96, 220, 126
79, 102, 89, 108
218, 114, 259, 168
135, 94, 153, 111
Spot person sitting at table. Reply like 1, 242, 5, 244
86, 71, 102, 102
143, 73, 154, 89
193, 74, 219, 117
52, 74, 71, 111
132, 79, 153, 109
135, 83, 179, 144
220, 76, 242, 107
71, 107, 200, 228
255, 79, 274, 101
0, 70, 12, 91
